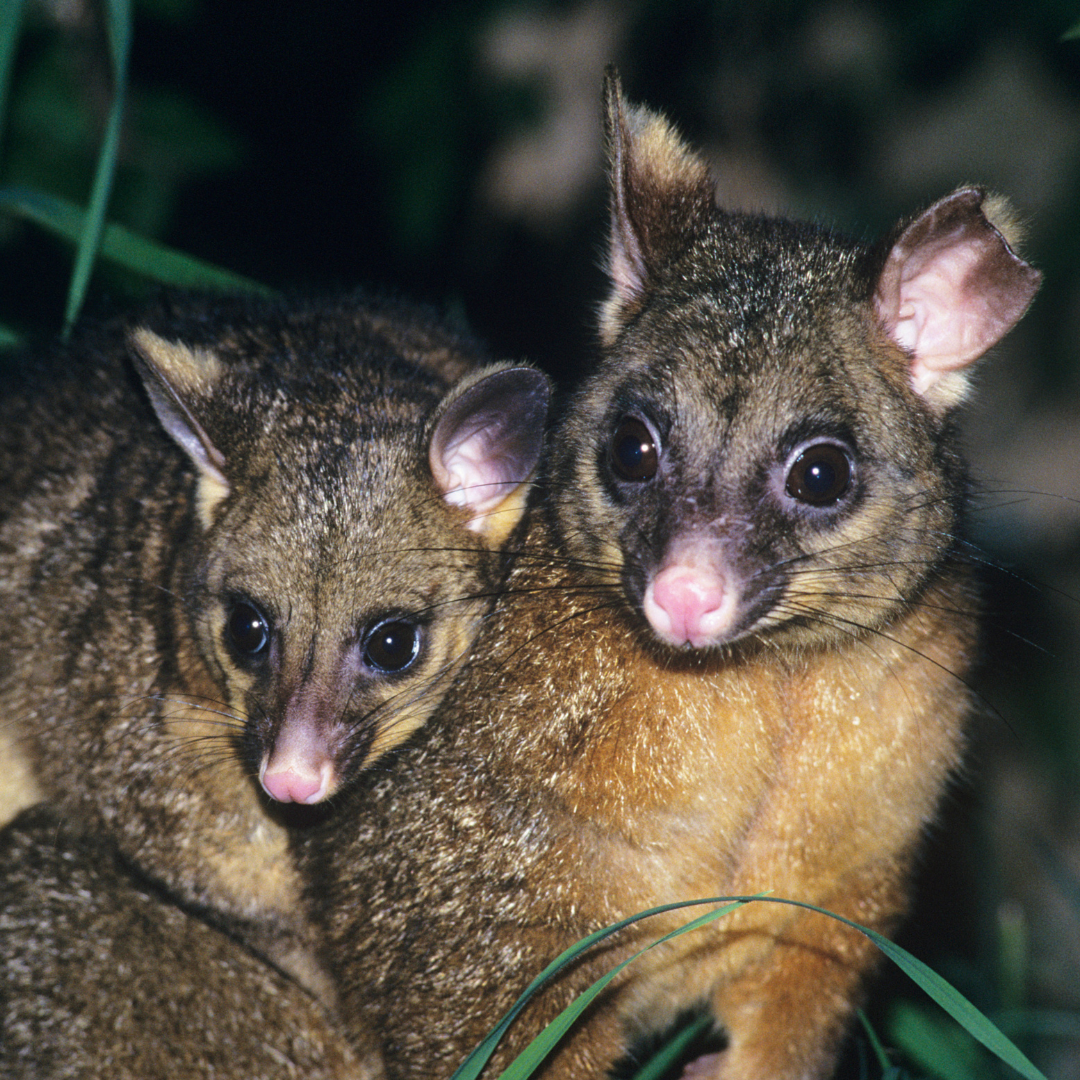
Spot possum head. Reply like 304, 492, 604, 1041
132, 326, 549, 803
552, 71, 1040, 653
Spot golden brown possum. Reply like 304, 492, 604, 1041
0, 290, 549, 994
301, 72, 1040, 1080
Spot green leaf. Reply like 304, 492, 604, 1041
628, 1014, 714, 1080
0, 0, 25, 160
449, 897, 757, 1080
497, 901, 749, 1080
457, 896, 1048, 1080
889, 1000, 983, 1080
857, 1008, 894, 1075
853, 919, 1044, 1080
0, 186, 273, 296
63, 0, 133, 334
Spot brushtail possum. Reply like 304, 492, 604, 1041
0, 290, 549, 991
301, 72, 1040, 1079
0, 805, 372, 1080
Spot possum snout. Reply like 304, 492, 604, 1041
641, 535, 741, 648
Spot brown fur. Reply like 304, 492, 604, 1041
300, 72, 1038, 1080
0, 805, 373, 1080
0, 290, 548, 1001
303, 525, 976, 1080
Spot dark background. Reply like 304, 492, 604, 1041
2, 1, 1079, 1075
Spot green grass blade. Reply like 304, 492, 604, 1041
0, 0, 25, 159
0, 186, 273, 295
889, 1000, 983, 1080
449, 897, 758, 1080
629, 1014, 714, 1080
496, 901, 748, 1080
857, 1008, 893, 1075
456, 896, 1046, 1080
62, 0, 132, 333
853, 921, 1044, 1080
744, 899, 1045, 1080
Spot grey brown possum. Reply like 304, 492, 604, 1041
300, 73, 1040, 1079
0, 290, 549, 991
0, 805, 372, 1080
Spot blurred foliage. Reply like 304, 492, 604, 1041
2, 0, 1079, 379
1, 0, 1079, 1076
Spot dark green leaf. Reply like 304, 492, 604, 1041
63, 0, 133, 333
0, 186, 273, 295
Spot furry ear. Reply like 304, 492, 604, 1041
873, 187, 1041, 411
600, 68, 716, 345
429, 364, 550, 546
130, 327, 230, 524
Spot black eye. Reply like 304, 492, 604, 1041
363, 619, 421, 674
609, 417, 659, 481
785, 444, 852, 506
227, 600, 271, 658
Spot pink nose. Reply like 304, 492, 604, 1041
643, 564, 734, 648
260, 759, 334, 805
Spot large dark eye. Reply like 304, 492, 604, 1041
227, 600, 271, 658
785, 444, 852, 506
363, 619, 421, 674
609, 417, 659, 481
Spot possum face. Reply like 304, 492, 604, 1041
132, 326, 549, 804
196, 435, 491, 805
562, 76, 1039, 655
559, 253, 963, 654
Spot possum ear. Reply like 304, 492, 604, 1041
600, 68, 716, 345
429, 364, 550, 547
130, 327, 230, 524
874, 187, 1041, 412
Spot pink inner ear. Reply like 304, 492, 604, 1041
875, 190, 1040, 397
886, 235, 999, 374
437, 421, 514, 513
429, 366, 548, 532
